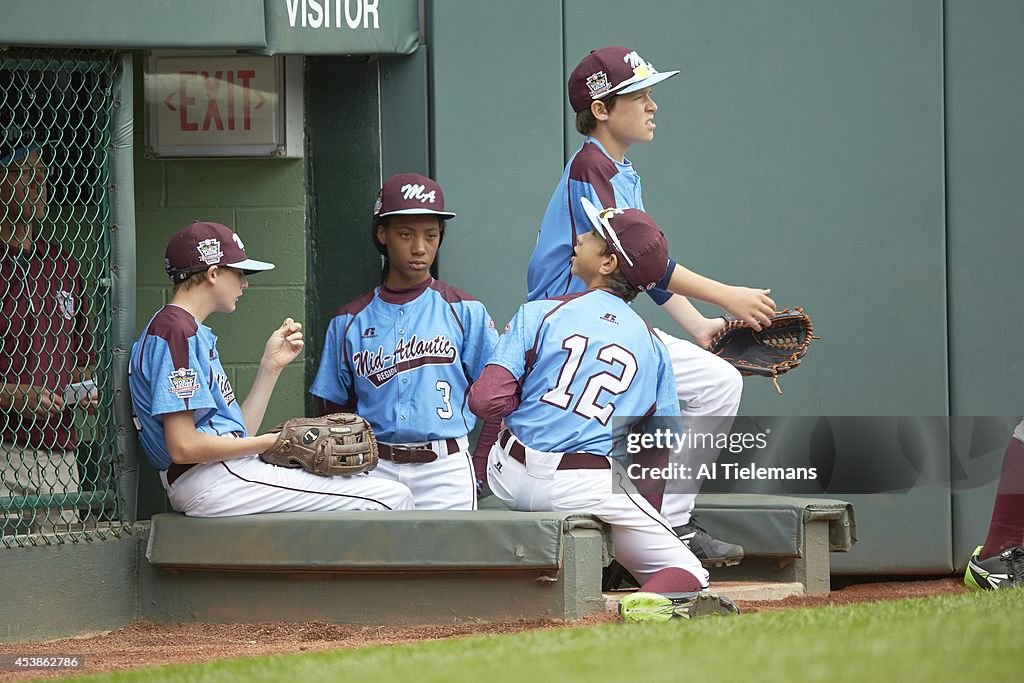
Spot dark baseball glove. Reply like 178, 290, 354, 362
707, 308, 817, 393
260, 413, 379, 476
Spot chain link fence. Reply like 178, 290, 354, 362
1, 48, 126, 547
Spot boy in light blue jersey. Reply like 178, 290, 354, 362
311, 174, 499, 510
473, 203, 738, 622
130, 221, 413, 517
528, 45, 778, 568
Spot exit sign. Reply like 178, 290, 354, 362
144, 53, 303, 158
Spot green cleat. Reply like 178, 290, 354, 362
618, 590, 740, 623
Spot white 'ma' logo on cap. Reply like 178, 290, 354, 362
623, 51, 653, 78
401, 183, 436, 204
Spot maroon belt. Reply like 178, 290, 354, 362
498, 430, 609, 470
378, 438, 461, 464
165, 463, 195, 486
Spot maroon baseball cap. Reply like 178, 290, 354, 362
568, 46, 680, 113
372, 173, 456, 220
164, 221, 275, 283
580, 197, 669, 292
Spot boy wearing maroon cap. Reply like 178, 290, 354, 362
311, 174, 499, 510
1, 128, 94, 535
471, 202, 738, 622
128, 221, 413, 516
528, 45, 775, 569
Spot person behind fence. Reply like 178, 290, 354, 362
0, 126, 95, 535
469, 202, 739, 622
128, 220, 414, 517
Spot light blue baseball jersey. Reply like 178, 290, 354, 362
527, 138, 645, 302
311, 279, 498, 444
489, 289, 680, 455
129, 305, 246, 471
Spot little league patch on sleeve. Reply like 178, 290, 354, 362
168, 367, 200, 399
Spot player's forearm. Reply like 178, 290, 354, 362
659, 295, 708, 338
665, 263, 733, 305
239, 361, 282, 435
165, 412, 277, 464
468, 365, 520, 420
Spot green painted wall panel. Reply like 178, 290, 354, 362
1, 538, 139, 644
945, 1, 1024, 567
380, 48, 430, 178
944, 0, 1024, 415
564, 0, 948, 416
304, 57, 383, 415
427, 0, 565, 328
0, 0, 266, 50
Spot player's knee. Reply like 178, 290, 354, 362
704, 360, 742, 415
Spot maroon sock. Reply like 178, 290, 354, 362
980, 437, 1024, 560
639, 567, 703, 594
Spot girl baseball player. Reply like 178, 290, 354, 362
311, 174, 499, 510
471, 200, 739, 621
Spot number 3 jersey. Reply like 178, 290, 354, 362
311, 278, 498, 444
489, 289, 680, 455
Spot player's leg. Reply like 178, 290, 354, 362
485, 436, 548, 512
965, 422, 1024, 590
1, 442, 34, 535
649, 328, 744, 565
373, 438, 475, 510
403, 452, 476, 511
166, 456, 414, 516
39, 447, 81, 532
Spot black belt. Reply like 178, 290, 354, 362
378, 438, 461, 464
165, 463, 195, 486
498, 430, 609, 470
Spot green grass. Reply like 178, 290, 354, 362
77, 590, 1022, 683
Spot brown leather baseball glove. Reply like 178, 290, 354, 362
707, 307, 817, 393
260, 412, 379, 476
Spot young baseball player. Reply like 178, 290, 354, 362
129, 221, 414, 516
965, 418, 1024, 590
471, 201, 738, 622
527, 45, 776, 566
311, 174, 499, 510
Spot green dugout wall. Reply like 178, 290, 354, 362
426, 0, 1022, 574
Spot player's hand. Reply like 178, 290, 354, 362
262, 318, 305, 371
721, 287, 775, 331
77, 388, 99, 415
692, 316, 727, 350
14, 384, 66, 417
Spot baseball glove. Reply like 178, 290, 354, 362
260, 413, 379, 476
707, 308, 817, 393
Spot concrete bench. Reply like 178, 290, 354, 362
141, 510, 607, 625
692, 494, 857, 595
